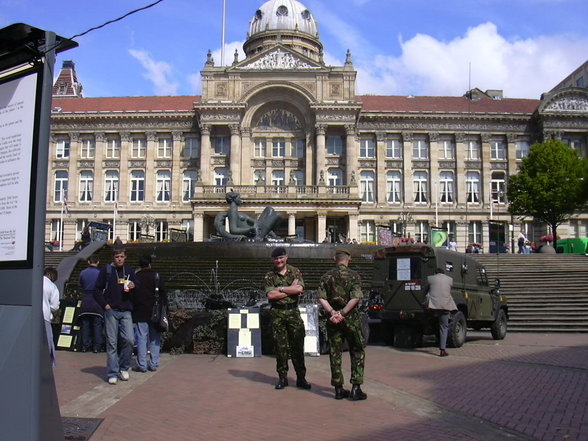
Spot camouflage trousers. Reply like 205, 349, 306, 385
326, 312, 365, 386
270, 308, 306, 378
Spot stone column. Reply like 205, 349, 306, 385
145, 132, 157, 203
455, 133, 466, 205
345, 124, 357, 186
315, 125, 326, 185
193, 211, 204, 242
428, 132, 439, 224
317, 210, 327, 243
506, 133, 517, 181
481, 133, 492, 208
288, 212, 296, 237
305, 132, 314, 188
94, 132, 105, 204
200, 124, 212, 184
171, 131, 183, 203
376, 132, 387, 204
119, 132, 130, 205
241, 128, 252, 184
229, 124, 241, 184
348, 212, 359, 242
402, 131, 413, 205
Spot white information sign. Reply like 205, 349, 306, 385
396, 257, 411, 281
0, 73, 37, 263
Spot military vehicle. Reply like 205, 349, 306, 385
370, 245, 508, 348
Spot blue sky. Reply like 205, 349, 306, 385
1, 0, 587, 98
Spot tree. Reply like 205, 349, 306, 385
507, 139, 588, 251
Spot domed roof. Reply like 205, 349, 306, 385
249, 0, 318, 38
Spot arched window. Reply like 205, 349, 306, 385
439, 171, 454, 203
386, 171, 402, 203
183, 171, 197, 201
104, 171, 118, 202
130, 171, 145, 202
360, 171, 375, 202
466, 172, 480, 203
156, 171, 171, 202
79, 171, 93, 202
413, 171, 428, 203
54, 171, 68, 202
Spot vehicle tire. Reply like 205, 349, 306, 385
490, 309, 507, 340
448, 311, 467, 348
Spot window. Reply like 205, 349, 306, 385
415, 221, 429, 243
130, 171, 145, 202
491, 140, 506, 160
466, 140, 480, 160
213, 135, 229, 155
182, 171, 197, 201
563, 137, 587, 158
360, 220, 376, 243
76, 219, 89, 241
254, 139, 266, 157
101, 220, 114, 241
132, 137, 146, 158
182, 137, 200, 158
327, 136, 344, 155
128, 220, 141, 241
50, 219, 63, 243
56, 138, 70, 159
413, 171, 428, 203
360, 171, 375, 202
214, 168, 229, 186
156, 220, 168, 242
80, 138, 95, 159
254, 169, 266, 184
156, 171, 171, 202
515, 141, 530, 160
271, 170, 285, 187
54, 171, 68, 202
571, 220, 588, 238
441, 221, 456, 240
291, 170, 304, 186
466, 172, 480, 203
292, 139, 305, 158
386, 138, 402, 159
439, 139, 455, 160
491, 172, 506, 204
79, 171, 93, 202
577, 76, 585, 88
386, 171, 402, 203
181, 219, 194, 241
104, 171, 119, 202
158, 136, 173, 158
412, 138, 429, 159
327, 168, 343, 186
468, 221, 483, 245
389, 221, 403, 236
272, 138, 285, 157
105, 136, 120, 158
359, 137, 375, 158
439, 171, 454, 203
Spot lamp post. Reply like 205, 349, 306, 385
139, 214, 156, 240
397, 211, 414, 238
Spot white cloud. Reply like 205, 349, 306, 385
210, 40, 246, 67
354, 23, 588, 98
128, 49, 179, 96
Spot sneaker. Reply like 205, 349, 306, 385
119, 370, 130, 381
132, 367, 147, 373
108, 377, 117, 385
148, 366, 158, 372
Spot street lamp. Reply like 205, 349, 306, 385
397, 211, 414, 238
139, 214, 156, 239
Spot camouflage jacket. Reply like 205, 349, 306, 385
264, 264, 305, 306
317, 264, 363, 310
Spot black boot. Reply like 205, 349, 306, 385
275, 377, 288, 389
349, 384, 367, 401
334, 386, 350, 400
296, 377, 311, 390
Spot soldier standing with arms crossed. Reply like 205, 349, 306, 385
265, 247, 311, 390
318, 249, 367, 401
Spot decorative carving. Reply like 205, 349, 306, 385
120, 132, 130, 142
411, 160, 429, 169
172, 131, 183, 141
402, 132, 413, 142
156, 160, 172, 168
428, 132, 439, 142
78, 160, 95, 168
481, 133, 492, 143
455, 132, 466, 143
200, 113, 242, 122
69, 132, 79, 142
271, 159, 285, 168
330, 83, 342, 97
326, 157, 342, 166
251, 159, 265, 167
129, 160, 146, 168
238, 48, 320, 70
200, 125, 211, 135
212, 157, 227, 165
464, 160, 482, 170
181, 159, 199, 168
375, 132, 386, 142
545, 97, 588, 112
229, 124, 240, 135
438, 160, 456, 169
385, 160, 403, 169
95, 132, 105, 142
359, 159, 376, 168
215, 83, 228, 97
147, 132, 157, 142
255, 109, 301, 131
315, 125, 326, 135
491, 162, 508, 170
103, 160, 119, 168
344, 124, 356, 135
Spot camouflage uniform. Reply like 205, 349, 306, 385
318, 264, 365, 386
264, 264, 306, 379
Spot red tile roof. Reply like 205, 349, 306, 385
51, 96, 200, 113
357, 95, 540, 114
52, 94, 540, 115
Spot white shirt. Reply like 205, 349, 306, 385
43, 276, 60, 322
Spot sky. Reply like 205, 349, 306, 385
1, 0, 587, 99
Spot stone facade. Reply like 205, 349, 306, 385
47, 0, 588, 251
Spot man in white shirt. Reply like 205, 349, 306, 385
43, 267, 60, 367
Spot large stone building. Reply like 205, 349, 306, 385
48, 0, 588, 251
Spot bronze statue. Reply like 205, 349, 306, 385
214, 192, 282, 241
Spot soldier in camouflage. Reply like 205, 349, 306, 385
264, 247, 311, 390
318, 249, 367, 401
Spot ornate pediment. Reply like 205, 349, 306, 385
540, 88, 588, 113
236, 47, 321, 70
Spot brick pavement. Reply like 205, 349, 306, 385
54, 333, 588, 441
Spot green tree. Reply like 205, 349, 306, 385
507, 139, 588, 251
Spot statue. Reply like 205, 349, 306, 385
214, 191, 282, 241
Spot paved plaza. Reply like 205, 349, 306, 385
54, 333, 588, 441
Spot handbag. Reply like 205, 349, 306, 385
150, 273, 169, 332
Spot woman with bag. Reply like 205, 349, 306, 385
131, 255, 168, 372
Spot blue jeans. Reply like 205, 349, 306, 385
80, 314, 104, 351
104, 309, 134, 379
135, 322, 161, 371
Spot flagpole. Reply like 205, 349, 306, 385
435, 180, 439, 227
60, 196, 65, 251
113, 200, 117, 242
221, 0, 226, 66
489, 181, 493, 219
